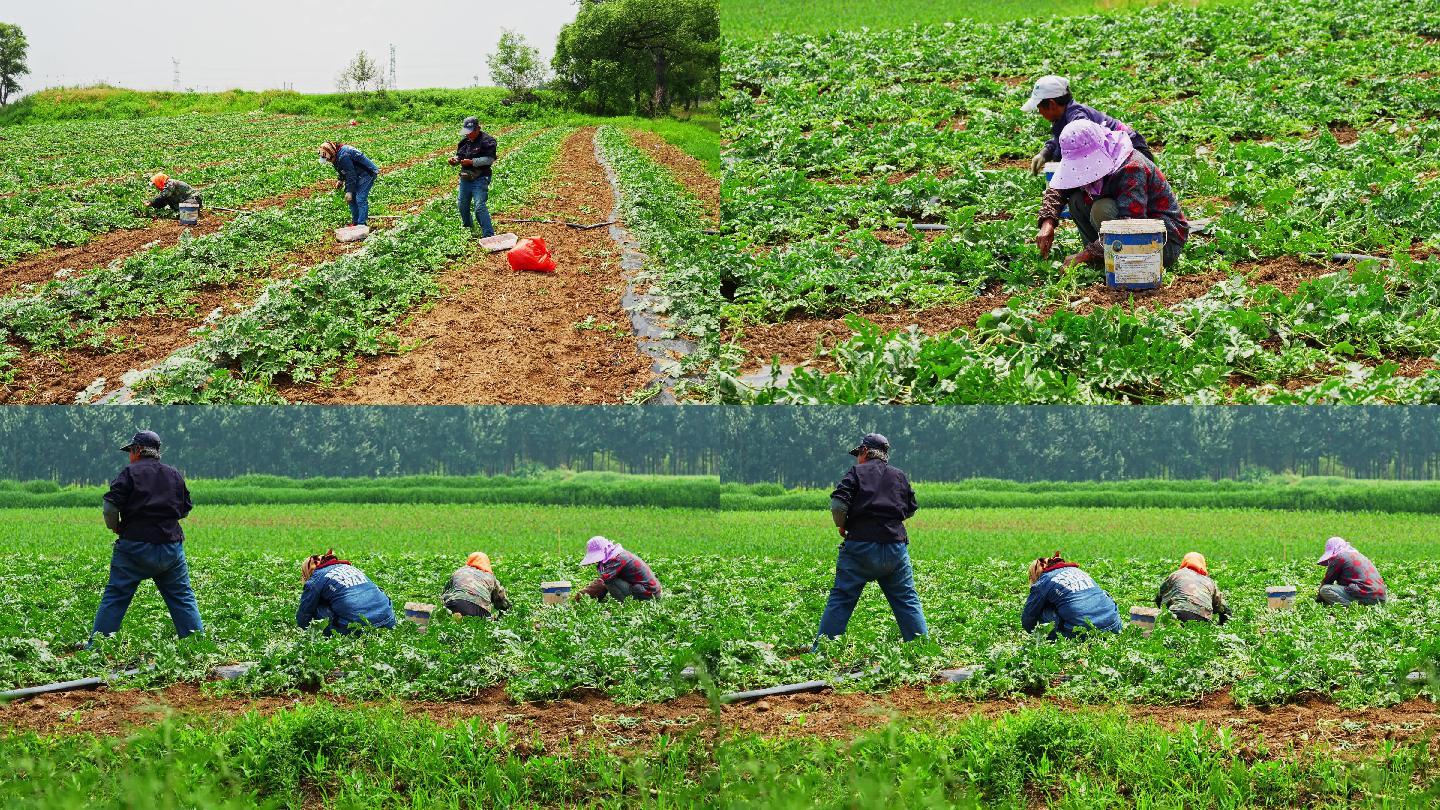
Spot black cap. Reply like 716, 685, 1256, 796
461, 116, 479, 132
120, 430, 162, 452
848, 432, 890, 456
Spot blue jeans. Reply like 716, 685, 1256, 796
814, 540, 928, 649
458, 175, 494, 237
92, 540, 204, 639
348, 173, 375, 225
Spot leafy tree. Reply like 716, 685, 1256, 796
552, 0, 717, 115
487, 29, 547, 100
0, 23, 29, 106
336, 50, 383, 93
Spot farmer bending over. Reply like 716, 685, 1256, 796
1022, 552, 1122, 639
297, 550, 396, 635
146, 173, 201, 215
319, 140, 379, 226
1156, 552, 1230, 624
1036, 120, 1189, 269
448, 116, 498, 238
1022, 75, 1156, 176
813, 433, 928, 651
1316, 536, 1388, 606
576, 536, 663, 602
89, 430, 204, 646
442, 552, 512, 618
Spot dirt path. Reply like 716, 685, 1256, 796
626, 130, 720, 223
284, 127, 651, 405
0, 142, 475, 405
2, 683, 1434, 761
732, 256, 1342, 371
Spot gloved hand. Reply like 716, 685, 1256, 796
1030, 151, 1048, 175
345, 192, 354, 203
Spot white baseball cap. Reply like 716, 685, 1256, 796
1021, 75, 1070, 113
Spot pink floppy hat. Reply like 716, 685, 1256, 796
581, 535, 619, 566
1048, 120, 1134, 191
1317, 536, 1354, 565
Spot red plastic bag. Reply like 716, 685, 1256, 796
506, 237, 557, 273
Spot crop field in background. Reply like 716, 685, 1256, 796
2, 502, 1435, 708
718, 0, 1440, 403
0, 113, 720, 405
719, 0, 1218, 37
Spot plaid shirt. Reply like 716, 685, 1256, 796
1322, 550, 1387, 600
580, 549, 662, 599
1040, 153, 1190, 254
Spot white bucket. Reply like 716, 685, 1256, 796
403, 601, 436, 630
1129, 606, 1160, 635
1266, 585, 1297, 610
335, 224, 370, 243
541, 580, 572, 605
480, 233, 518, 253
178, 198, 201, 226
1100, 218, 1165, 290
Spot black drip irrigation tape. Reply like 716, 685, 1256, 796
496, 217, 616, 230
1, 668, 143, 701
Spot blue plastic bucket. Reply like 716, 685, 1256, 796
1101, 218, 1165, 290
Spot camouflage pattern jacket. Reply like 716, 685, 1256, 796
148, 179, 198, 209
441, 566, 512, 615
1156, 567, 1229, 620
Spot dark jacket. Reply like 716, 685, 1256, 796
1022, 562, 1122, 638
1322, 550, 1387, 600
104, 458, 192, 544
297, 562, 396, 635
1042, 102, 1154, 163
333, 145, 378, 194
831, 460, 917, 544
456, 132, 498, 180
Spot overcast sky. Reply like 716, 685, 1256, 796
5, 0, 580, 95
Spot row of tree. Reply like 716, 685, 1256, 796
12, 407, 1440, 487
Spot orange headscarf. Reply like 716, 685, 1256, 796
1180, 552, 1208, 576
151, 173, 169, 190
466, 552, 492, 573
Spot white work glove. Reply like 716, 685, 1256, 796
345, 192, 354, 203
1030, 151, 1048, 175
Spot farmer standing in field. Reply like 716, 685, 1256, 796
89, 430, 204, 646
1022, 552, 1122, 639
575, 536, 663, 602
1036, 119, 1190, 269
812, 433, 928, 651
448, 117, 497, 238
441, 552, 512, 618
296, 550, 397, 635
1155, 552, 1230, 624
145, 173, 201, 216
1315, 536, 1388, 606
319, 140, 379, 227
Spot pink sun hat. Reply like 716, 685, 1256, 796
1048, 119, 1134, 191
580, 535, 620, 566
1317, 536, 1354, 565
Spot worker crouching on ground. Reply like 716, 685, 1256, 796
90, 430, 204, 646
1316, 536, 1388, 606
1022, 552, 1122, 639
319, 140, 378, 226
441, 552, 512, 618
813, 433, 928, 652
146, 173, 201, 215
1036, 120, 1190, 269
1156, 552, 1230, 624
575, 536, 662, 602
448, 116, 497, 238
1022, 75, 1157, 175
297, 550, 397, 635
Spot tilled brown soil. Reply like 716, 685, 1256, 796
625, 130, 720, 222
0, 144, 465, 405
284, 127, 651, 405
734, 256, 1342, 370
2, 683, 1434, 762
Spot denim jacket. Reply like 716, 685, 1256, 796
297, 563, 396, 635
334, 145, 378, 194
1022, 563, 1122, 638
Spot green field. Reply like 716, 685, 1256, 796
719, 0, 1211, 37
